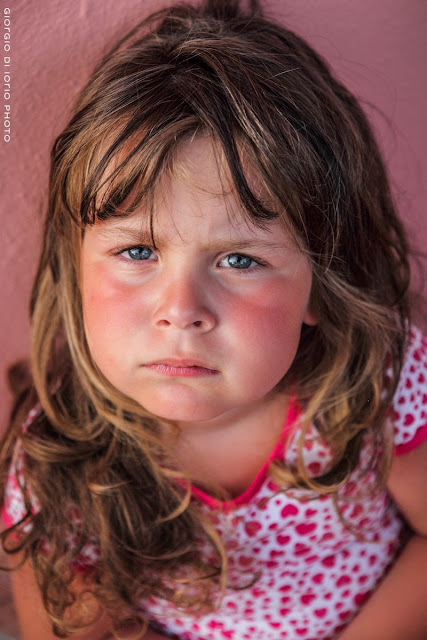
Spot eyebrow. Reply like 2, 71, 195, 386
202, 239, 289, 252
97, 224, 289, 252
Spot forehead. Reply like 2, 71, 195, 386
155, 136, 248, 236
96, 135, 295, 249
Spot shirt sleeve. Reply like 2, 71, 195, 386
1, 405, 42, 530
1, 404, 100, 572
391, 325, 427, 456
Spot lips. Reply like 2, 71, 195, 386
143, 358, 219, 377
145, 357, 217, 370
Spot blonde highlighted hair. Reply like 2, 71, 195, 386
1, 0, 410, 635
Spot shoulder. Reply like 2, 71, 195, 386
386, 326, 427, 534
390, 325, 427, 455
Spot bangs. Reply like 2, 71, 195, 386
63, 118, 286, 235
81, 117, 201, 224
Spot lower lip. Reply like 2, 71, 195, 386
144, 364, 219, 377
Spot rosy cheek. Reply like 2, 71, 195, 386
83, 266, 137, 330
235, 281, 305, 322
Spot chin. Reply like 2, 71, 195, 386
148, 405, 217, 423
132, 395, 220, 424
125, 383, 218, 422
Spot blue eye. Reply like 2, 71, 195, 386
122, 246, 154, 261
221, 253, 259, 269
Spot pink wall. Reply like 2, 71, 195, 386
1, 0, 426, 432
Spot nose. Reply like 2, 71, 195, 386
152, 271, 216, 332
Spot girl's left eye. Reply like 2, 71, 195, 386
120, 246, 155, 261
219, 253, 261, 269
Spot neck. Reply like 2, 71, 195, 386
163, 391, 291, 498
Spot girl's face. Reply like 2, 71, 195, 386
81, 137, 316, 428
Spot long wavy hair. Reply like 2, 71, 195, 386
1, 0, 411, 635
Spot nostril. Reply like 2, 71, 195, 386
157, 319, 171, 327
193, 321, 202, 327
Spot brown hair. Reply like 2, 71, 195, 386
1, 0, 411, 635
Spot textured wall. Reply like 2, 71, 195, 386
1, 0, 426, 432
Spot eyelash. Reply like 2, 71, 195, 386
116, 245, 266, 271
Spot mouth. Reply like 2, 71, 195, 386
143, 358, 219, 378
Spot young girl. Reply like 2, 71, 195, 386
1, 1, 427, 639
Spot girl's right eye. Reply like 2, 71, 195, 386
119, 246, 156, 261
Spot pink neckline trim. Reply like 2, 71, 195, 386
190, 395, 300, 511
394, 421, 427, 456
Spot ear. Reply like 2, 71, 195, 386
303, 310, 318, 326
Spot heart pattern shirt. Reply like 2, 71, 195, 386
2, 327, 427, 640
